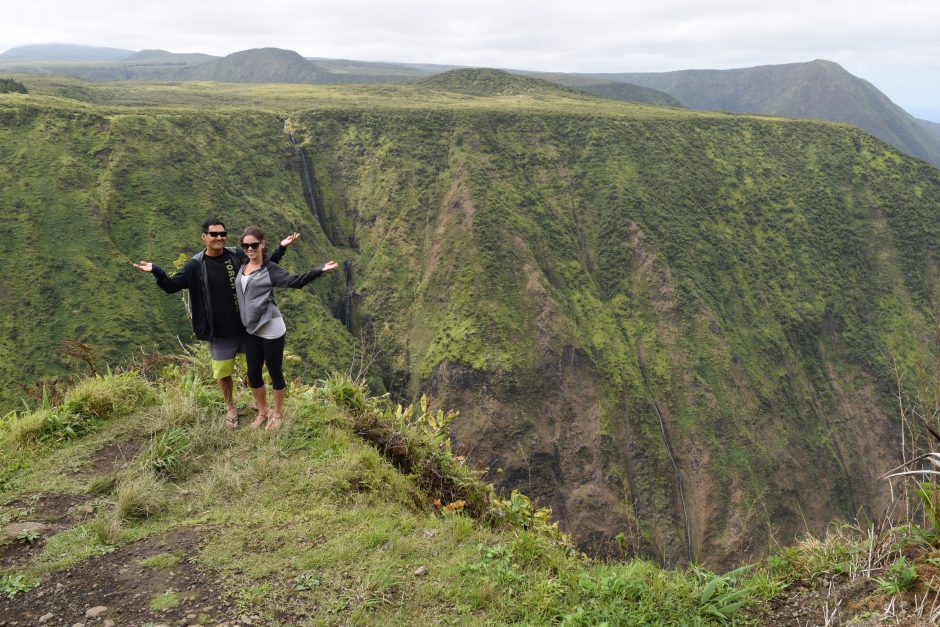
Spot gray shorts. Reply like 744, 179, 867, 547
208, 335, 244, 361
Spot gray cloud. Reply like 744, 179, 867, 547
2, 0, 938, 118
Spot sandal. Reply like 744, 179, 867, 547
264, 413, 282, 431
225, 413, 239, 429
250, 407, 269, 429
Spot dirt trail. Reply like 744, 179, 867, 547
0, 525, 250, 626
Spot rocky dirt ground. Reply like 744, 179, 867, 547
0, 524, 248, 626
0, 439, 254, 627
748, 567, 940, 625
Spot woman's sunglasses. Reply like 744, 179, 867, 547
241, 242, 262, 250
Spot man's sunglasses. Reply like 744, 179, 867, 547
204, 231, 227, 238
241, 242, 262, 250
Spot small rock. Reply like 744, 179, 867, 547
423, 529, 437, 539
72, 624, 85, 627
84, 606, 108, 619
75, 504, 95, 516
1, 521, 47, 542
103, 621, 115, 627
38, 614, 54, 624
414, 566, 429, 577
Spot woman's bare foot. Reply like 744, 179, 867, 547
264, 413, 282, 430
250, 407, 269, 429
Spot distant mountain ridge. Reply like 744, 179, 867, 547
920, 118, 940, 140
417, 68, 586, 98
123, 49, 218, 66
1, 45, 936, 163
517, 71, 683, 107
181, 47, 329, 83
591, 59, 940, 166
0, 43, 134, 61
0, 45, 430, 85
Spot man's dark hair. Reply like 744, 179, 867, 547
201, 217, 226, 233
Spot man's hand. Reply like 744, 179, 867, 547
280, 232, 301, 247
133, 261, 153, 273
323, 261, 340, 272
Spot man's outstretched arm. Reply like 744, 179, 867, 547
132, 260, 189, 294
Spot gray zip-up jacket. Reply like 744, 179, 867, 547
235, 261, 326, 335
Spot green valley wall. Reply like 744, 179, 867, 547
3, 92, 940, 566
289, 107, 940, 566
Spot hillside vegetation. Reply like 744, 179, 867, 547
0, 361, 776, 625
3, 363, 940, 625
1, 71, 940, 570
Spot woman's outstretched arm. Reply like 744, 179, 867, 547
267, 260, 339, 289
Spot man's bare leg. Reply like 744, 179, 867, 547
218, 376, 238, 427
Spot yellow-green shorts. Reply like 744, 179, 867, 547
211, 353, 246, 380
209, 335, 246, 380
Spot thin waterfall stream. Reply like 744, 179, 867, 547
287, 127, 354, 333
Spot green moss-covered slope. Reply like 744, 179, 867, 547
2, 75, 939, 567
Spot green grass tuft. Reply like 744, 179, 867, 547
148, 589, 181, 612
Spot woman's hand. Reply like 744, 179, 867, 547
323, 261, 339, 272
280, 232, 301, 247
133, 261, 153, 272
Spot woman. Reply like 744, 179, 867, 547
236, 225, 338, 429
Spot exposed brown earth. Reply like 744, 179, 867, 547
73, 437, 146, 481
750, 573, 940, 626
0, 526, 244, 626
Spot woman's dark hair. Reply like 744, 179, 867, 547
241, 225, 265, 243
201, 216, 226, 232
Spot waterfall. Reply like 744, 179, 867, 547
288, 132, 323, 231
286, 126, 355, 333
343, 261, 354, 333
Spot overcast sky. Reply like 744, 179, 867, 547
3, 0, 939, 120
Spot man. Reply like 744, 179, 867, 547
133, 217, 300, 427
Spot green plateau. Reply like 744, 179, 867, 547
1, 69, 940, 570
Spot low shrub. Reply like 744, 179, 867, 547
143, 427, 193, 480
0, 573, 36, 599
2, 407, 88, 445
115, 473, 167, 521
86, 472, 118, 495
88, 511, 125, 545
63, 370, 156, 421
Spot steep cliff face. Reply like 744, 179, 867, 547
3, 79, 940, 566
289, 105, 940, 566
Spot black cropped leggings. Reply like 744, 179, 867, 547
244, 333, 286, 390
